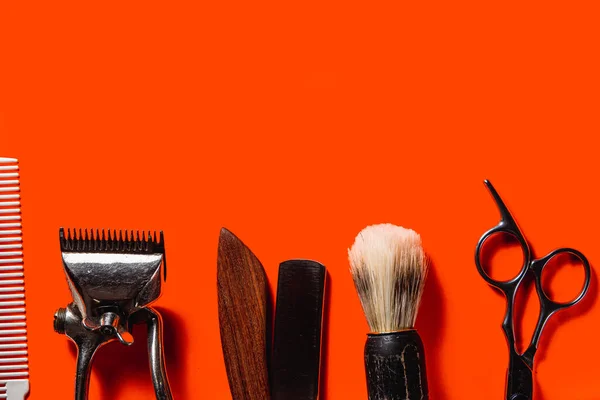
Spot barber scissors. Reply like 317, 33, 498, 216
475, 180, 591, 400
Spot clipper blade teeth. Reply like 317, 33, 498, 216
0, 158, 30, 399
59, 228, 165, 254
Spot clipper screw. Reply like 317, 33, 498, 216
54, 307, 67, 334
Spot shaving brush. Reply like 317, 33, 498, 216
349, 224, 429, 400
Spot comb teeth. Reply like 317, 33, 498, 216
0, 158, 30, 399
59, 228, 165, 254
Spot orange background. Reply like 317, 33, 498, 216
1, 1, 599, 399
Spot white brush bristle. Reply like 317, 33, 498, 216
349, 223, 428, 333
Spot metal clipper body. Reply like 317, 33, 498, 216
53, 228, 173, 400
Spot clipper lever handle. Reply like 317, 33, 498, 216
54, 305, 111, 400
132, 308, 173, 400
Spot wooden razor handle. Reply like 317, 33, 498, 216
364, 330, 429, 400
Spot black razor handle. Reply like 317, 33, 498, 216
271, 259, 327, 400
365, 330, 429, 400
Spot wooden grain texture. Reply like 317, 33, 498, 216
217, 227, 270, 400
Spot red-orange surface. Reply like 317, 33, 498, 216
1, 1, 599, 399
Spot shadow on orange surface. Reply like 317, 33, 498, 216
532, 260, 597, 400
511, 247, 596, 400
477, 233, 596, 400
266, 274, 274, 388
532, 257, 596, 360
161, 308, 188, 397
478, 231, 525, 283
66, 308, 188, 398
417, 260, 447, 400
318, 270, 332, 400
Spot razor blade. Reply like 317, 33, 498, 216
54, 228, 172, 400
0, 158, 30, 400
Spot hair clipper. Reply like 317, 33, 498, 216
53, 228, 173, 400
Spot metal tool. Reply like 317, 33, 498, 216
0, 157, 30, 400
53, 227, 173, 400
475, 180, 591, 400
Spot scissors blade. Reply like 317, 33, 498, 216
506, 351, 533, 400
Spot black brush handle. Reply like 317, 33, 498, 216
271, 259, 327, 400
364, 330, 429, 400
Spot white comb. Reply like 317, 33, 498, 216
0, 158, 29, 400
